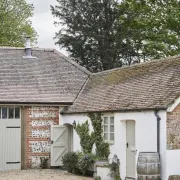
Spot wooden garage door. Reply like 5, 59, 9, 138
0, 107, 21, 171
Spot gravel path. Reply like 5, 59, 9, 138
0, 169, 93, 180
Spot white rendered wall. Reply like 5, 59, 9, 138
167, 150, 180, 178
160, 111, 167, 180
112, 111, 158, 180
61, 114, 91, 152
96, 166, 113, 180
61, 110, 166, 180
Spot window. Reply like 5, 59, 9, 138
0, 107, 20, 119
103, 116, 114, 143
8, 107, 14, 119
15, 107, 20, 118
2, 107, 7, 119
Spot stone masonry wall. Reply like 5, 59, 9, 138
167, 104, 180, 150
25, 106, 59, 168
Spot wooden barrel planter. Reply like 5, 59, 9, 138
137, 152, 160, 180
169, 176, 180, 180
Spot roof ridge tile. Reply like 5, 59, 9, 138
53, 49, 91, 75
94, 55, 180, 75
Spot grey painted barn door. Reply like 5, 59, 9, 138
0, 118, 21, 171
126, 120, 136, 178
50, 125, 68, 166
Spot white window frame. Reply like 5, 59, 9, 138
102, 115, 115, 144
0, 106, 21, 119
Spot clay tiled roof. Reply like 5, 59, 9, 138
0, 47, 89, 104
65, 55, 180, 113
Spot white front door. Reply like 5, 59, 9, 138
50, 125, 68, 166
126, 120, 136, 178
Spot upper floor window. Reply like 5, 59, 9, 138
103, 115, 114, 143
0, 107, 20, 119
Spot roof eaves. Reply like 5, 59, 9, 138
0, 46, 55, 52
0, 46, 24, 50
0, 101, 73, 106
61, 106, 167, 114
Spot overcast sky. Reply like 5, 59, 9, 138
26, 0, 67, 55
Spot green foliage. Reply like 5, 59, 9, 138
94, 176, 101, 180
95, 142, 110, 160
88, 113, 110, 160
78, 153, 96, 175
62, 152, 80, 174
74, 113, 110, 160
62, 152, 97, 176
74, 121, 95, 154
51, 0, 180, 72
119, 0, 180, 65
40, 157, 49, 169
0, 0, 37, 47
110, 161, 121, 180
51, 0, 123, 72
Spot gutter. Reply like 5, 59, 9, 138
0, 102, 73, 106
154, 111, 161, 153
62, 107, 167, 115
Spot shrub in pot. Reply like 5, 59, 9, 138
78, 153, 97, 175
62, 152, 81, 174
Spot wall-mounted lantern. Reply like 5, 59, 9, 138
73, 120, 76, 128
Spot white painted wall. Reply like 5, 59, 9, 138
160, 111, 167, 180
167, 150, 180, 177
96, 166, 113, 180
61, 110, 167, 180
61, 114, 91, 152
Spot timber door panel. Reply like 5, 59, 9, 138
51, 125, 68, 166
0, 119, 21, 171
126, 120, 136, 178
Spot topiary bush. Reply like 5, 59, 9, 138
72, 113, 110, 177
62, 152, 81, 174
88, 113, 110, 160
74, 121, 95, 154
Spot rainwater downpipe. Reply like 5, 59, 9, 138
154, 111, 161, 153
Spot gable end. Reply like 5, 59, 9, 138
167, 96, 180, 112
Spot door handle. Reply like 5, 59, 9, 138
131, 149, 137, 152
51, 140, 54, 144
126, 143, 129, 148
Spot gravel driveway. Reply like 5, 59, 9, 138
0, 169, 93, 180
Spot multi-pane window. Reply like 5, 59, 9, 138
103, 116, 114, 143
0, 107, 20, 119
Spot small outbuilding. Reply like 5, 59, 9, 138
61, 55, 180, 180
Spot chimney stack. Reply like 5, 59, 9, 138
23, 37, 36, 59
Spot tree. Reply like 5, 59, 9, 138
0, 0, 37, 47
51, 0, 180, 72
119, 0, 180, 65
51, 0, 124, 72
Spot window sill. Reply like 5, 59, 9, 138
104, 140, 114, 145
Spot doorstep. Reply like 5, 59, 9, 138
125, 177, 136, 180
